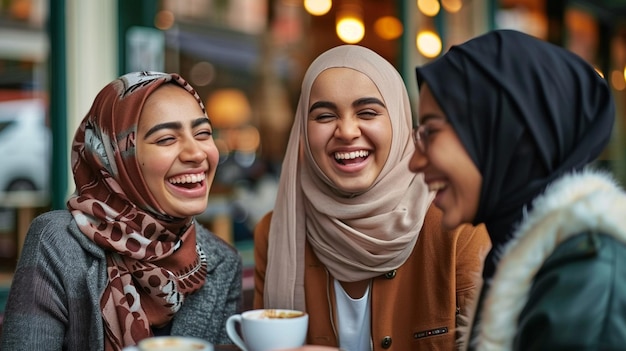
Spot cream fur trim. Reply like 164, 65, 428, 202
474, 170, 626, 350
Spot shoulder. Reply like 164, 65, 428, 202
24, 210, 103, 257
509, 232, 626, 350
17, 210, 107, 286
28, 210, 72, 233
499, 170, 626, 275
251, 212, 272, 261
419, 206, 490, 251
516, 170, 626, 244
253, 211, 272, 243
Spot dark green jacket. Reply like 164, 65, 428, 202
470, 171, 626, 351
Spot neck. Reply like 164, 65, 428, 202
339, 279, 371, 299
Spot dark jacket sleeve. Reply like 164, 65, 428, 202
515, 232, 626, 351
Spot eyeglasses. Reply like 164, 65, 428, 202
412, 125, 430, 153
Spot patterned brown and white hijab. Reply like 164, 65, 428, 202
67, 71, 208, 350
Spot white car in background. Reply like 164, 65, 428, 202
0, 98, 51, 193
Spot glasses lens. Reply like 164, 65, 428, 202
413, 126, 426, 152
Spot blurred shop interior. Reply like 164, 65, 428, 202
0, 0, 625, 310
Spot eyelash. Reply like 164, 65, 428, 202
196, 130, 212, 137
358, 110, 380, 118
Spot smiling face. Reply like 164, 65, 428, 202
408, 83, 482, 229
306, 67, 392, 193
136, 84, 219, 218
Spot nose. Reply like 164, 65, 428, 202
408, 146, 428, 173
334, 117, 361, 141
180, 138, 206, 163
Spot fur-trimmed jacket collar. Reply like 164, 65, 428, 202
471, 169, 626, 350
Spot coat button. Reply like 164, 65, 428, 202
381, 336, 392, 349
384, 270, 397, 279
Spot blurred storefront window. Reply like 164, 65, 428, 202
0, 0, 50, 273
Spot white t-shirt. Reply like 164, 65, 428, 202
333, 279, 371, 351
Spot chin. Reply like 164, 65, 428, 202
335, 179, 374, 194
168, 201, 208, 218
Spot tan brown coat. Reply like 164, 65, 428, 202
253, 206, 490, 351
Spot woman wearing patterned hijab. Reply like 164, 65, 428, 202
0, 72, 242, 350
410, 30, 624, 350
253, 45, 491, 350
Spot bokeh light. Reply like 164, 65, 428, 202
374, 16, 403, 40
418, 0, 440, 17
336, 16, 365, 43
416, 30, 442, 58
304, 0, 332, 16
189, 61, 215, 87
441, 0, 463, 13
612, 69, 625, 91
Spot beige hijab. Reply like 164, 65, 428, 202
264, 45, 433, 311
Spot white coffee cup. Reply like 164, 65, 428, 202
122, 336, 213, 351
226, 309, 309, 351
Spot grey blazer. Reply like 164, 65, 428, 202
0, 210, 242, 350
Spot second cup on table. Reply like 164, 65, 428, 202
122, 336, 213, 351
226, 309, 308, 351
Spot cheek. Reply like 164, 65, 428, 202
137, 147, 170, 179
377, 133, 393, 158
306, 124, 331, 155
369, 120, 392, 153
207, 144, 220, 166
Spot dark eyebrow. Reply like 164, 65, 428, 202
418, 113, 446, 125
309, 101, 336, 113
143, 116, 210, 139
353, 97, 385, 108
192, 116, 211, 128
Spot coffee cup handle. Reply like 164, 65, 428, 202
226, 314, 248, 351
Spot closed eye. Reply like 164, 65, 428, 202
311, 112, 337, 122
195, 130, 213, 140
357, 110, 381, 118
156, 136, 176, 146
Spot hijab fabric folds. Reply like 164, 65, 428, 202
264, 45, 433, 310
415, 30, 615, 278
67, 72, 209, 350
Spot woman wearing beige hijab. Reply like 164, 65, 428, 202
253, 45, 490, 351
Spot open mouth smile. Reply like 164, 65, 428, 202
334, 150, 369, 165
167, 172, 206, 189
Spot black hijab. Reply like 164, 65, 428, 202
415, 30, 615, 278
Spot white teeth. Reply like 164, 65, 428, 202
168, 173, 206, 184
428, 181, 446, 192
334, 150, 369, 160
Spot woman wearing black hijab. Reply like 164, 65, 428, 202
410, 29, 626, 350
